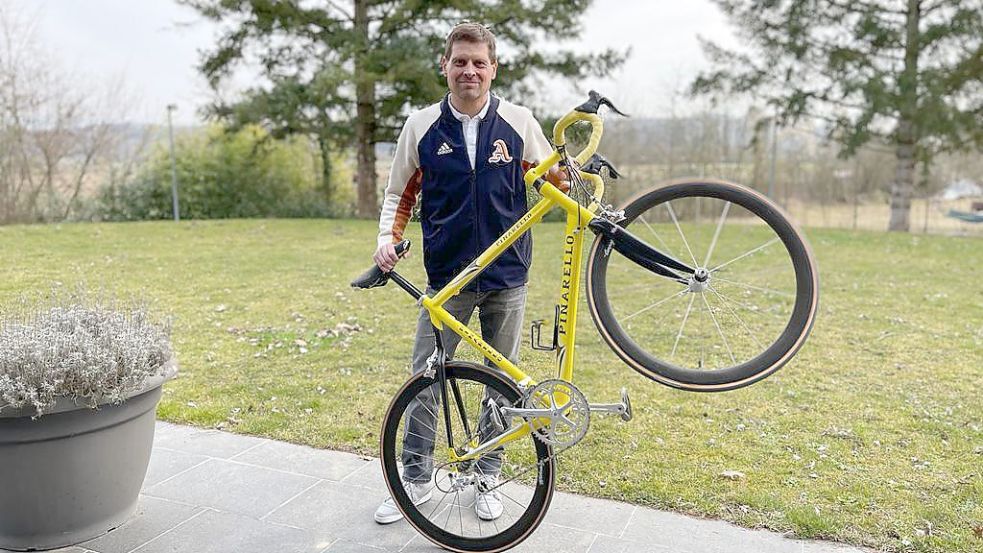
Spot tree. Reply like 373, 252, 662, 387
0, 3, 136, 223
692, 0, 983, 231
182, 0, 625, 218
99, 124, 340, 220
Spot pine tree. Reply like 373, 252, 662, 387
182, 0, 625, 218
692, 0, 982, 231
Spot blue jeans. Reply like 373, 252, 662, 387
400, 285, 527, 483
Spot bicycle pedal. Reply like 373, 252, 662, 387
587, 388, 632, 422
487, 398, 506, 433
620, 387, 633, 422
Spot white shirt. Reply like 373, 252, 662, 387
447, 94, 491, 169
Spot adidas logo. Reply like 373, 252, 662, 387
437, 142, 453, 155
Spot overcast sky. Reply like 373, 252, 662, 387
27, 0, 738, 126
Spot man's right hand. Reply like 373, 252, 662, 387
373, 242, 400, 272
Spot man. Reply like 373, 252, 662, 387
372, 22, 564, 525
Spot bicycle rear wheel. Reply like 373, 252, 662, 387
379, 361, 555, 552
586, 179, 818, 391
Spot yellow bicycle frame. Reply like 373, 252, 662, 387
420, 111, 607, 461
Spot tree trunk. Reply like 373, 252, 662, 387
317, 133, 334, 209
354, 0, 378, 219
890, 128, 916, 231
889, 0, 921, 232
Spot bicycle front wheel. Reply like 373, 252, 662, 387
379, 361, 555, 552
586, 179, 819, 391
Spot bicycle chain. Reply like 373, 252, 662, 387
434, 418, 580, 492
431, 381, 589, 495
434, 441, 573, 496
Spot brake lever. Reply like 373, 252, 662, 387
581, 153, 622, 179
575, 90, 629, 117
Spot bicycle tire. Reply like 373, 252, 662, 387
380, 361, 555, 552
586, 179, 819, 391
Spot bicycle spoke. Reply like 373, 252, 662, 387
429, 480, 454, 519
499, 485, 531, 509
407, 417, 437, 438
405, 423, 436, 440
703, 201, 731, 267
708, 286, 765, 351
666, 201, 698, 267
670, 293, 697, 360
713, 276, 795, 298
458, 492, 464, 536
701, 292, 736, 365
623, 288, 689, 322
709, 237, 780, 273
399, 458, 437, 472
603, 276, 684, 294
708, 283, 788, 315
699, 296, 706, 368
638, 216, 676, 260
440, 492, 454, 530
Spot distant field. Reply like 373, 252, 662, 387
608, 165, 983, 236
1, 219, 981, 552
783, 198, 983, 236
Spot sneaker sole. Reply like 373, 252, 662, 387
475, 510, 504, 521
475, 496, 503, 521
374, 491, 433, 525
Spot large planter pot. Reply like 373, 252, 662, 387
0, 361, 177, 551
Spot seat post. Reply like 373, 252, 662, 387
388, 271, 424, 301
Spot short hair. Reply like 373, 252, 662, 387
443, 22, 497, 63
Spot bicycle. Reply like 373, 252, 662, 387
352, 91, 819, 552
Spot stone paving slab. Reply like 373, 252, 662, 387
620, 507, 801, 553
229, 439, 371, 481
144, 457, 320, 519
265, 480, 421, 550
128, 509, 323, 553
4, 422, 874, 553
79, 497, 202, 553
141, 448, 209, 488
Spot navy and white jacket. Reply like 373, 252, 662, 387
378, 94, 553, 291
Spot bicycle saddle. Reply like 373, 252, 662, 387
351, 240, 411, 289
351, 265, 390, 289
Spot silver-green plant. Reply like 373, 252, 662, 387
0, 291, 173, 417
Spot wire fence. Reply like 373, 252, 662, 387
596, 117, 983, 237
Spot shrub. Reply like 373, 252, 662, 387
0, 292, 173, 417
95, 125, 345, 220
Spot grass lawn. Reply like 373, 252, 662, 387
1, 218, 981, 552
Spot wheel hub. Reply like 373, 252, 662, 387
688, 268, 710, 292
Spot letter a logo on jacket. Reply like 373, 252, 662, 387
487, 139, 513, 165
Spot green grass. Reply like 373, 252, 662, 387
1, 219, 981, 552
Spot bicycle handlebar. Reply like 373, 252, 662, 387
556, 91, 627, 165
523, 91, 627, 192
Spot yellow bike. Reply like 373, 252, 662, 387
352, 91, 819, 552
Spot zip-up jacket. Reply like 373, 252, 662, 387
378, 94, 553, 291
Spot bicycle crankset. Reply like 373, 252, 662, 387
521, 379, 591, 448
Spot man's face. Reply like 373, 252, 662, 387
441, 40, 497, 103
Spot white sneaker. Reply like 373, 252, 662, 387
374, 479, 433, 524
474, 475, 504, 521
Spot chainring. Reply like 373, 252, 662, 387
522, 379, 590, 448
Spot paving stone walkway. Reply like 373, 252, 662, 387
9, 422, 872, 553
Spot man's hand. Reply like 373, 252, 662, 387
545, 162, 574, 193
373, 242, 400, 272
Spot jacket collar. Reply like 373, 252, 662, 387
441, 93, 499, 123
